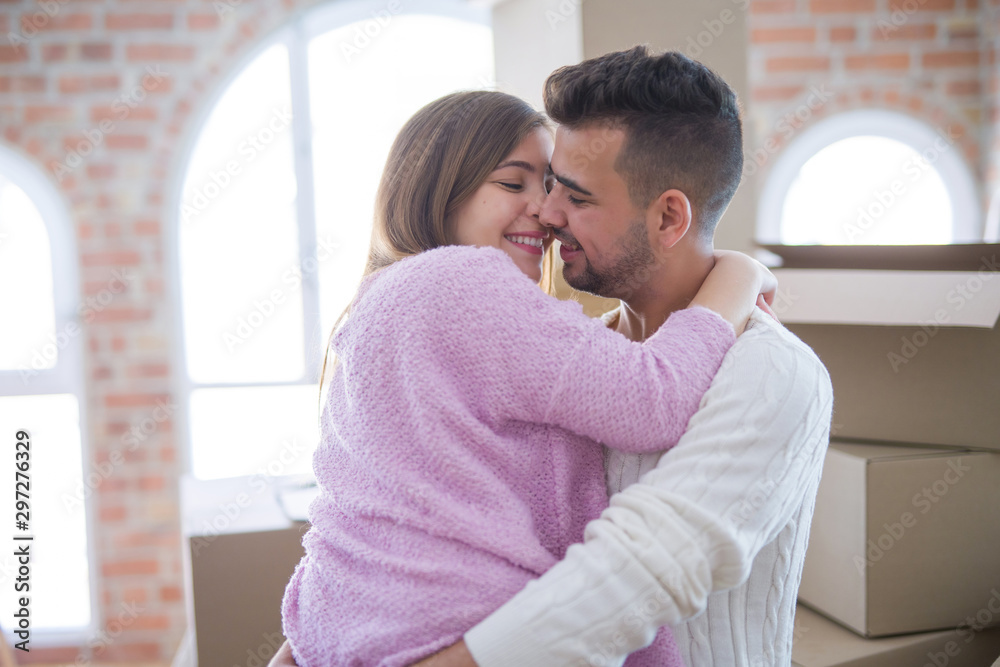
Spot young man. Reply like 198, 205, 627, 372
271, 46, 832, 666
423, 46, 833, 667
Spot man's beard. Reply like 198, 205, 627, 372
562, 217, 656, 299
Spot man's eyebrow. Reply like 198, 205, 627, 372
551, 171, 593, 197
494, 160, 535, 173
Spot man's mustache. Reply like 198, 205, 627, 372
552, 232, 581, 248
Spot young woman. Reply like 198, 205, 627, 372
280, 91, 774, 667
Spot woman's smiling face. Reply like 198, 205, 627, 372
448, 127, 555, 281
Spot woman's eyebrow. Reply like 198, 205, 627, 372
494, 160, 535, 173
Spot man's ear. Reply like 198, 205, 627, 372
646, 189, 692, 252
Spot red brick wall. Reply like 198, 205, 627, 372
747, 0, 988, 215
0, 0, 309, 662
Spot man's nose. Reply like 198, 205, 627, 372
539, 191, 566, 229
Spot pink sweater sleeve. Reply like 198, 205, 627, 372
379, 245, 736, 454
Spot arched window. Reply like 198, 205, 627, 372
757, 109, 982, 246
171, 0, 495, 480
0, 146, 93, 639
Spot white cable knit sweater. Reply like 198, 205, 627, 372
464, 308, 834, 666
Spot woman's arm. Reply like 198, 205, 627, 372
267, 640, 296, 667
688, 250, 776, 335
365, 245, 737, 455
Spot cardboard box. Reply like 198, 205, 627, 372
187, 525, 306, 667
792, 604, 1000, 667
798, 442, 1000, 637
180, 474, 315, 666
761, 244, 1000, 452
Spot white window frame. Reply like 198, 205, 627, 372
165, 0, 492, 477
756, 108, 983, 245
0, 144, 97, 646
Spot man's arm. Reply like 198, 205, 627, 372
459, 330, 833, 666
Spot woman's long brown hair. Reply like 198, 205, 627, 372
317, 91, 552, 412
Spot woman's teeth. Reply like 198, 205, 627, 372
505, 235, 544, 249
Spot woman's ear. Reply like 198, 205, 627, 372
646, 189, 692, 252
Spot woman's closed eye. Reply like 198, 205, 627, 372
498, 182, 523, 191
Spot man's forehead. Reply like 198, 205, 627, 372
551, 124, 625, 180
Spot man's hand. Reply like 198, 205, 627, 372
268, 640, 298, 667
266, 638, 478, 667
411, 639, 478, 667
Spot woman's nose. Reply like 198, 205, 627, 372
526, 189, 546, 219
526, 202, 540, 219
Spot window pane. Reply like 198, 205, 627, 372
189, 385, 320, 480
0, 176, 56, 371
781, 136, 953, 245
308, 15, 495, 342
0, 394, 90, 630
179, 43, 304, 383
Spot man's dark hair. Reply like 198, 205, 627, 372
544, 46, 743, 241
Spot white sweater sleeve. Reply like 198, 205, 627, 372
463, 320, 834, 666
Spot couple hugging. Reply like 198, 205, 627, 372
273, 46, 833, 667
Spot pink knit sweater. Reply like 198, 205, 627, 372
281, 245, 736, 666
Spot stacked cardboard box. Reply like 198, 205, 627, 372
772, 244, 1000, 666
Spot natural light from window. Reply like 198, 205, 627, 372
0, 395, 90, 630
0, 176, 56, 370
179, 11, 494, 480
309, 15, 495, 338
0, 154, 91, 637
179, 44, 301, 385
780, 135, 953, 245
